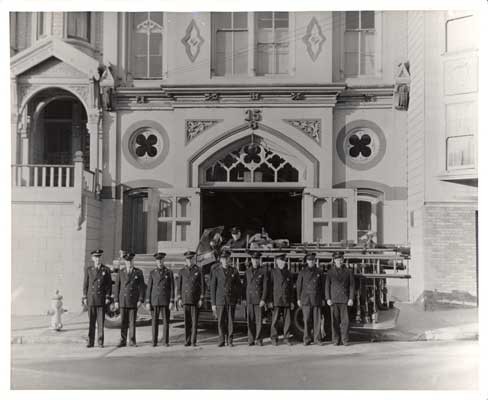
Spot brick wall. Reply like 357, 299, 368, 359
423, 204, 478, 299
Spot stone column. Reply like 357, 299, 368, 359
86, 111, 100, 172
302, 190, 314, 243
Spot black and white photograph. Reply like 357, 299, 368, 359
3, 0, 486, 395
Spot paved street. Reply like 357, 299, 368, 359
11, 323, 478, 390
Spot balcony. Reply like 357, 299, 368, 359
11, 151, 101, 202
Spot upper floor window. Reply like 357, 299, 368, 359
446, 15, 477, 53
210, 12, 290, 77
212, 12, 248, 76
344, 11, 375, 77
67, 12, 91, 42
129, 12, 164, 79
256, 12, 289, 75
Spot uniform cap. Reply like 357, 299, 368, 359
220, 249, 232, 258
249, 251, 262, 259
123, 252, 135, 260
332, 251, 344, 259
230, 227, 241, 234
183, 250, 196, 259
275, 253, 286, 260
153, 252, 166, 260
304, 252, 317, 261
91, 249, 103, 256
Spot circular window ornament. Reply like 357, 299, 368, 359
336, 120, 386, 170
123, 121, 169, 169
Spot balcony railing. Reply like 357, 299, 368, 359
11, 164, 75, 188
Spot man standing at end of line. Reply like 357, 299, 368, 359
325, 251, 355, 346
178, 250, 204, 347
146, 252, 174, 347
82, 249, 112, 348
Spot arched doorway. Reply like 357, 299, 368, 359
25, 88, 89, 168
198, 134, 306, 243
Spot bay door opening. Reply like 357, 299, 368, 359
201, 189, 302, 243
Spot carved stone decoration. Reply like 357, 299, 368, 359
136, 96, 147, 104
99, 63, 115, 111
291, 92, 305, 101
181, 19, 205, 63
245, 109, 262, 130
394, 61, 410, 111
185, 119, 222, 143
250, 92, 261, 101
302, 17, 326, 62
284, 119, 321, 144
69, 85, 89, 105
204, 92, 219, 101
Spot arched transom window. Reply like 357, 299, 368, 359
205, 140, 299, 183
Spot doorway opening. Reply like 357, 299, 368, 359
201, 189, 302, 243
122, 189, 148, 253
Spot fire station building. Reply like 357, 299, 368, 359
10, 11, 478, 314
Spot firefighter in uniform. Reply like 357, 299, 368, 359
268, 253, 295, 346
177, 250, 204, 346
82, 249, 112, 348
145, 252, 175, 347
114, 252, 145, 347
325, 251, 355, 346
296, 252, 324, 345
210, 249, 242, 347
245, 251, 268, 346
225, 227, 247, 249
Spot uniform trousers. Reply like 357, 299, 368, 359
302, 305, 322, 344
216, 305, 236, 345
331, 303, 350, 344
152, 306, 171, 345
88, 305, 105, 346
270, 306, 292, 341
246, 304, 263, 344
120, 307, 137, 344
184, 304, 199, 345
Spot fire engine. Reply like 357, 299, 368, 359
104, 226, 411, 339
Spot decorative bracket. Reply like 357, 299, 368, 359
284, 119, 321, 144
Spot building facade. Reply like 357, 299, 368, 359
10, 11, 478, 314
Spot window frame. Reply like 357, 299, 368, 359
211, 12, 249, 77
66, 12, 91, 42
340, 10, 382, 80
126, 12, 167, 82
445, 13, 477, 54
255, 11, 290, 76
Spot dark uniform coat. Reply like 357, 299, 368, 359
297, 267, 324, 306
269, 267, 294, 306
178, 264, 204, 305
245, 267, 268, 305
210, 264, 242, 306
114, 267, 145, 308
325, 266, 355, 303
145, 267, 175, 306
83, 265, 112, 306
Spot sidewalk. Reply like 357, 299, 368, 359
11, 302, 478, 345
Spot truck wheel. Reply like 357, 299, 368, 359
291, 308, 304, 340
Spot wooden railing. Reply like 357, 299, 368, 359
11, 164, 75, 188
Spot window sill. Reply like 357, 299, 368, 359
437, 168, 478, 182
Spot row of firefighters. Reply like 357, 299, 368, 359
82, 247, 356, 348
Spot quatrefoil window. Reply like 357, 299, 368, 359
135, 133, 158, 157
348, 133, 372, 158
129, 128, 163, 166
336, 121, 386, 171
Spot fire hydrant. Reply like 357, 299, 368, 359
47, 290, 67, 331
